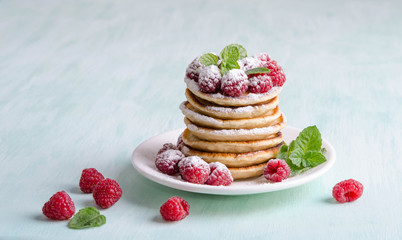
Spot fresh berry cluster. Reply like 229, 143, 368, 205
155, 137, 233, 186
42, 168, 122, 221
185, 51, 286, 96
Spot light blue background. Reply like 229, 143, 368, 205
1, 0, 401, 239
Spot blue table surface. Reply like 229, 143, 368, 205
1, 0, 401, 239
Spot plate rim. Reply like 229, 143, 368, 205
131, 126, 336, 195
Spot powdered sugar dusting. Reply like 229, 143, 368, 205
205, 105, 254, 114
178, 156, 209, 169
180, 102, 221, 125
239, 57, 263, 71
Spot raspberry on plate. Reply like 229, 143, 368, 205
160, 196, 190, 221
79, 168, 105, 193
177, 132, 184, 151
332, 179, 364, 203
157, 143, 178, 155
206, 162, 233, 186
93, 178, 123, 209
264, 60, 286, 87
42, 191, 75, 220
248, 74, 273, 94
198, 65, 222, 93
264, 159, 291, 182
178, 156, 210, 184
221, 69, 249, 97
155, 149, 184, 175
185, 57, 204, 82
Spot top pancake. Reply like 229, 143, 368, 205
185, 77, 282, 107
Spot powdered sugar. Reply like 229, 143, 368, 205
178, 156, 208, 169
155, 149, 184, 175
180, 102, 221, 125
198, 65, 222, 93
239, 57, 263, 71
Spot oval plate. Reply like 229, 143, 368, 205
131, 126, 336, 195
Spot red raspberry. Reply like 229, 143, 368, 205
157, 143, 178, 155
79, 168, 105, 193
221, 69, 249, 97
42, 191, 75, 220
185, 57, 204, 82
178, 156, 210, 184
206, 162, 233, 186
198, 65, 222, 93
332, 179, 364, 203
264, 60, 286, 87
93, 178, 123, 209
254, 53, 271, 63
177, 132, 184, 151
239, 57, 262, 71
248, 74, 273, 94
160, 196, 190, 221
264, 159, 291, 182
155, 149, 184, 175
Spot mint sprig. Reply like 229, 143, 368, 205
220, 44, 247, 60
199, 53, 219, 66
68, 207, 106, 229
245, 67, 270, 75
277, 126, 327, 175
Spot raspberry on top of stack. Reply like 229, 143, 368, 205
180, 44, 287, 180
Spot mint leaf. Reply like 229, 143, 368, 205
199, 53, 219, 66
293, 125, 322, 153
230, 44, 247, 59
304, 151, 326, 167
276, 144, 288, 160
245, 67, 270, 75
220, 58, 240, 75
220, 45, 239, 61
68, 207, 106, 229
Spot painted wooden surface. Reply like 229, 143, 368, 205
1, 0, 401, 239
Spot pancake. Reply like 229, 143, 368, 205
182, 128, 283, 153
229, 161, 267, 180
181, 143, 282, 167
184, 114, 286, 141
180, 101, 282, 130
185, 89, 279, 120
185, 77, 282, 107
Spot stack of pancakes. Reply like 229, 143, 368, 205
180, 78, 286, 180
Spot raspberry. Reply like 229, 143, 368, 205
198, 65, 222, 93
185, 57, 204, 82
42, 191, 75, 220
264, 60, 286, 87
332, 179, 364, 203
155, 149, 184, 175
221, 69, 249, 97
239, 57, 262, 71
93, 178, 123, 209
79, 168, 105, 193
254, 53, 271, 63
177, 132, 184, 151
160, 196, 190, 221
178, 156, 210, 184
264, 159, 291, 182
157, 143, 178, 155
248, 74, 273, 93
206, 162, 233, 186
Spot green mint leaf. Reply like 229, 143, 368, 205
68, 207, 106, 229
288, 148, 304, 167
199, 53, 219, 66
293, 125, 322, 154
220, 45, 240, 61
245, 67, 270, 75
304, 151, 326, 167
276, 144, 288, 160
230, 44, 247, 59
220, 59, 240, 75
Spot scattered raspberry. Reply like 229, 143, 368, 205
254, 53, 271, 63
198, 65, 222, 93
332, 179, 364, 203
93, 178, 123, 209
157, 143, 178, 155
264, 159, 291, 182
206, 162, 233, 186
185, 57, 204, 82
160, 196, 190, 221
248, 74, 273, 93
79, 168, 105, 193
221, 69, 249, 97
239, 57, 262, 71
177, 132, 184, 151
264, 60, 286, 87
42, 191, 75, 220
178, 156, 210, 184
155, 149, 184, 175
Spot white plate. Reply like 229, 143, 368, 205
131, 126, 336, 195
